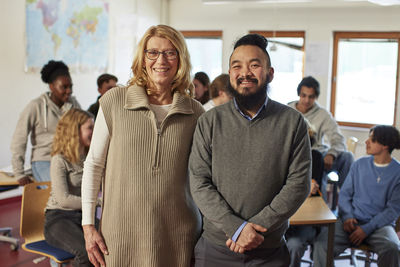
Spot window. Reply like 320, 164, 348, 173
250, 31, 305, 105
181, 31, 223, 80
331, 32, 400, 128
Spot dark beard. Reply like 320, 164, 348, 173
227, 76, 269, 111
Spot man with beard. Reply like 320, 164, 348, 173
189, 33, 312, 266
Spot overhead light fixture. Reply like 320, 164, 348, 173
203, 0, 312, 4
367, 0, 400, 5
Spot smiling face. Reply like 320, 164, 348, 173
144, 36, 178, 92
229, 45, 270, 97
49, 75, 73, 107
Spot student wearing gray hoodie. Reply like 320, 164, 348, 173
287, 76, 354, 190
10, 60, 80, 185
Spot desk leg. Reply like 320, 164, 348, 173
327, 223, 335, 267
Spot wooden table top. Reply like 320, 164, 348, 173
290, 196, 337, 225
0, 171, 19, 186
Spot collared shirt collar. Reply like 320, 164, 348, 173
233, 94, 269, 121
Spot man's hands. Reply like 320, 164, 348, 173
343, 218, 367, 246
83, 225, 108, 267
225, 223, 267, 254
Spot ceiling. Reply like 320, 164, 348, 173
201, 0, 400, 8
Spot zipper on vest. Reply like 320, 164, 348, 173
153, 128, 161, 169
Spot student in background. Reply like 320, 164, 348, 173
87, 73, 118, 119
11, 60, 80, 185
288, 76, 354, 195
203, 73, 232, 111
81, 25, 204, 267
313, 125, 400, 267
193, 71, 210, 104
44, 108, 94, 267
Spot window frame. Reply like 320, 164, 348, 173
331, 31, 400, 128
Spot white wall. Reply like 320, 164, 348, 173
0, 0, 162, 168
169, 0, 400, 159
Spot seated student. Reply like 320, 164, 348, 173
87, 73, 117, 119
285, 132, 324, 267
44, 109, 95, 267
203, 74, 232, 111
313, 125, 400, 267
288, 76, 354, 191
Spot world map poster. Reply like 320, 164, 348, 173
26, 0, 109, 72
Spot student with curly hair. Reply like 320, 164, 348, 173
44, 108, 94, 267
10, 60, 81, 185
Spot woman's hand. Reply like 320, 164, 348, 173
83, 224, 108, 267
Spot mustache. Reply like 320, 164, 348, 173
237, 76, 258, 85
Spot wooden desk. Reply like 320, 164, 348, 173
290, 196, 337, 267
0, 171, 19, 186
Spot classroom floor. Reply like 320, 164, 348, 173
0, 189, 378, 267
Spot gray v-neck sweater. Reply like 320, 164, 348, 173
189, 99, 311, 248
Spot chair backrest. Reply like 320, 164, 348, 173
20, 182, 51, 243
346, 136, 358, 155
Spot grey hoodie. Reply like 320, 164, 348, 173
10, 92, 80, 179
288, 101, 345, 157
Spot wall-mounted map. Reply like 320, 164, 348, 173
26, 0, 109, 72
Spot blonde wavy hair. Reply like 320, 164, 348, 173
129, 24, 193, 97
52, 109, 93, 164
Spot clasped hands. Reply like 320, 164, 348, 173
225, 222, 267, 254
343, 218, 367, 246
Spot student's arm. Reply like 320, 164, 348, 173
338, 163, 356, 222
320, 111, 346, 158
50, 155, 82, 209
361, 182, 400, 235
10, 102, 36, 183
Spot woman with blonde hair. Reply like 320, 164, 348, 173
81, 24, 204, 267
44, 108, 94, 267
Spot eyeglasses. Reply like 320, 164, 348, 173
144, 49, 178, 60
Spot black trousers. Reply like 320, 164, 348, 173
44, 209, 93, 267
194, 236, 290, 267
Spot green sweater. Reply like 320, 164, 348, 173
189, 99, 311, 248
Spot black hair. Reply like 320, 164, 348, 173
40, 60, 70, 84
370, 125, 400, 154
194, 72, 210, 87
97, 73, 118, 88
297, 76, 320, 97
233, 34, 271, 67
